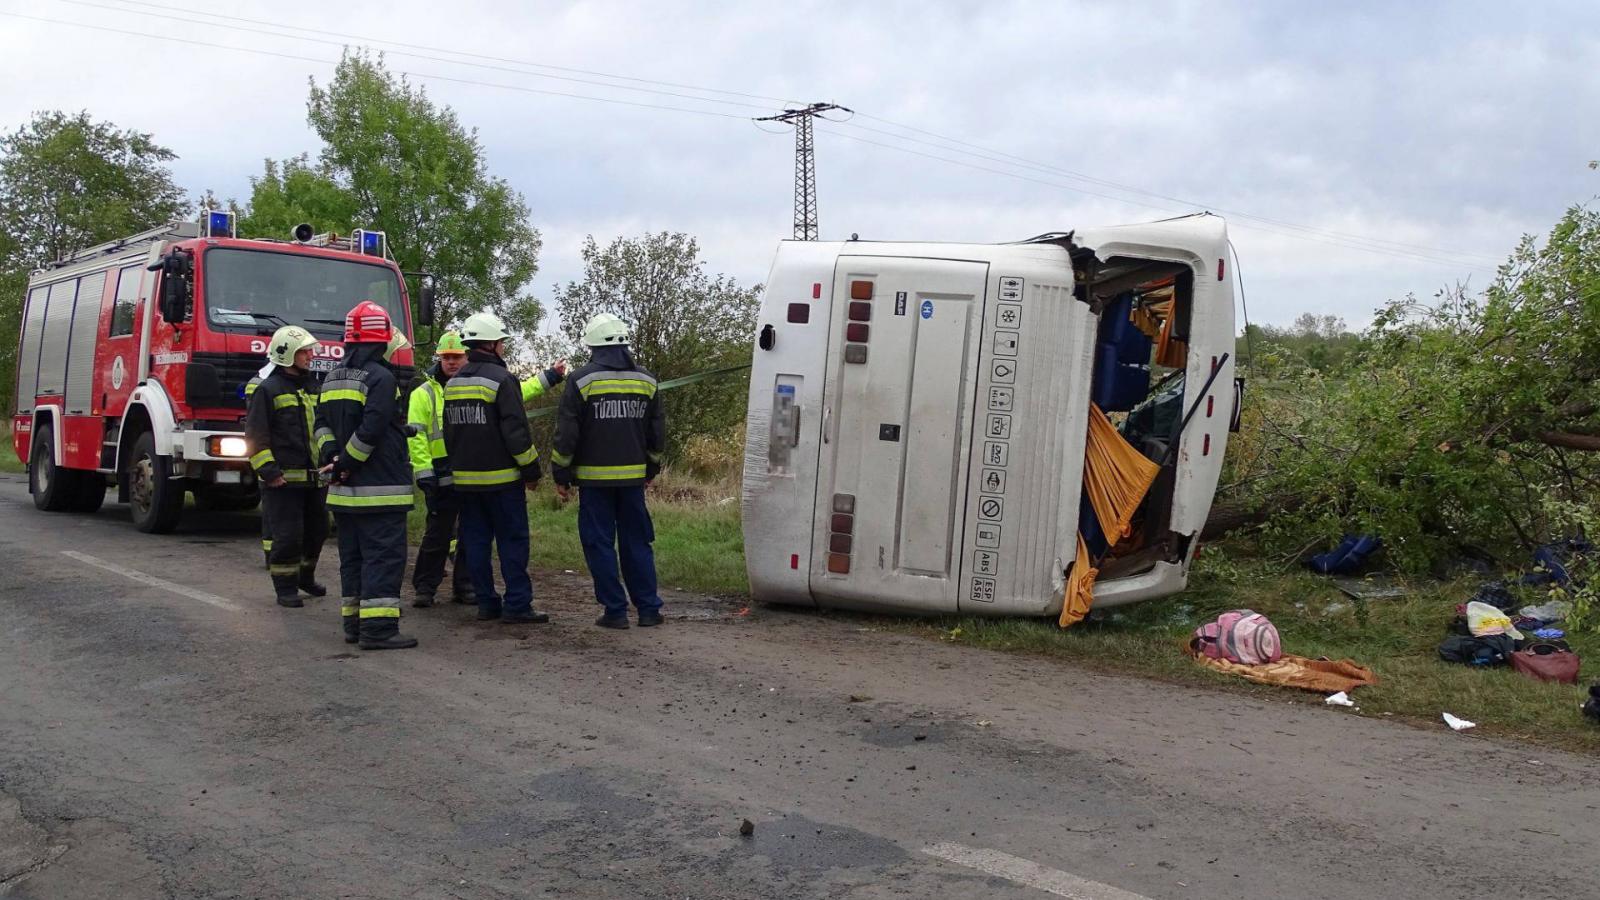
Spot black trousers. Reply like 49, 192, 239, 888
262, 486, 328, 596
412, 486, 470, 596
334, 511, 408, 615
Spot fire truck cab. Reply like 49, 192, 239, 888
11, 214, 419, 532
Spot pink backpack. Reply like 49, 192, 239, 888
1192, 610, 1282, 665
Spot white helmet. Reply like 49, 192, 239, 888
461, 311, 510, 343
267, 325, 318, 368
582, 312, 630, 348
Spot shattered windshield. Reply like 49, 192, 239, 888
203, 247, 405, 336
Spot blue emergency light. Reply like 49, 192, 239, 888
353, 229, 386, 258
204, 210, 236, 238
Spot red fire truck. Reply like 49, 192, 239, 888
10, 213, 431, 532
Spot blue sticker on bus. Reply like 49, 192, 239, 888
920, 300, 933, 319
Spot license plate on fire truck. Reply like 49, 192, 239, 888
309, 357, 339, 373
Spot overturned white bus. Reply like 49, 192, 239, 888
741, 214, 1238, 620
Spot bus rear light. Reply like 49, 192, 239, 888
827, 553, 851, 574
848, 301, 871, 321
850, 280, 873, 300
846, 323, 870, 343
844, 344, 868, 364
787, 303, 810, 323
1217, 257, 1225, 281
813, 282, 822, 299
790, 554, 800, 570
1203, 434, 1211, 456
1206, 396, 1214, 417
829, 534, 852, 553
831, 513, 853, 534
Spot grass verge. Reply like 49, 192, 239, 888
877, 546, 1600, 754
0, 424, 24, 474
405, 470, 747, 597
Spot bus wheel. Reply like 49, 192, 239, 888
128, 431, 183, 533
30, 423, 81, 512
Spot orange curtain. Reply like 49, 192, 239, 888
1059, 403, 1162, 628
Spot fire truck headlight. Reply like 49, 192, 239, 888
211, 436, 249, 458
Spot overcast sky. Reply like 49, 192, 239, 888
3, 0, 1597, 331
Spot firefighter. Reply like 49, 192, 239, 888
406, 330, 475, 608
551, 313, 667, 629
243, 325, 329, 607
443, 312, 557, 625
245, 362, 276, 569
315, 301, 418, 650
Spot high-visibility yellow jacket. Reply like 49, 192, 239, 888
407, 362, 560, 487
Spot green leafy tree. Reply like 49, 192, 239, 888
291, 51, 542, 340
0, 111, 186, 413
553, 233, 759, 457
1226, 202, 1600, 574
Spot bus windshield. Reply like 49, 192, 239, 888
203, 247, 406, 336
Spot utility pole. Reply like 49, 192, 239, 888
755, 102, 851, 241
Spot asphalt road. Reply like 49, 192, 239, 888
1, 474, 1597, 899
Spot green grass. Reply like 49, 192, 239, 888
0, 424, 24, 474
405, 472, 748, 597
879, 547, 1600, 754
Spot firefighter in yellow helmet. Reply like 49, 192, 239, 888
243, 325, 329, 607
406, 330, 474, 607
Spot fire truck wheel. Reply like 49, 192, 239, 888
128, 431, 183, 533
29, 422, 82, 513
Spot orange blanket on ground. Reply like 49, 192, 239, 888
1184, 648, 1380, 693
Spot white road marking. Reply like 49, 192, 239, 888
921, 842, 1153, 900
61, 550, 241, 612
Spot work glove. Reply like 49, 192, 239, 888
418, 476, 438, 503
522, 460, 543, 490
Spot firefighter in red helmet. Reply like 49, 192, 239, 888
314, 300, 418, 650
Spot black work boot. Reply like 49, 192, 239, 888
501, 610, 551, 625
298, 568, 327, 597
359, 615, 418, 650
412, 591, 436, 609
451, 582, 476, 605
595, 614, 629, 630
637, 611, 664, 627
272, 572, 303, 608
341, 601, 360, 644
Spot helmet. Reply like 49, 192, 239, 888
582, 312, 630, 348
344, 300, 392, 343
384, 331, 411, 362
461, 312, 509, 343
267, 325, 318, 368
435, 330, 467, 356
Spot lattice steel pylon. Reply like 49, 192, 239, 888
756, 103, 850, 241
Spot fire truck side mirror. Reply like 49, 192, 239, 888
158, 252, 192, 324
418, 282, 436, 327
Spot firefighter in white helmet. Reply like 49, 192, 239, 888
243, 325, 330, 607
443, 312, 563, 624
551, 313, 667, 629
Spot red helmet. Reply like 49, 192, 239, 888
344, 300, 392, 344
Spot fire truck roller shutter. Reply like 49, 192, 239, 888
14, 284, 46, 415
64, 271, 108, 414
35, 279, 79, 399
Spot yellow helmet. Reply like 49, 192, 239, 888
267, 325, 317, 368
435, 330, 467, 356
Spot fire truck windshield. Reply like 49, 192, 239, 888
203, 247, 405, 336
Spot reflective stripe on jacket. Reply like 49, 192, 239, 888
242, 366, 320, 487
551, 346, 666, 488
441, 348, 542, 491
314, 343, 414, 513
